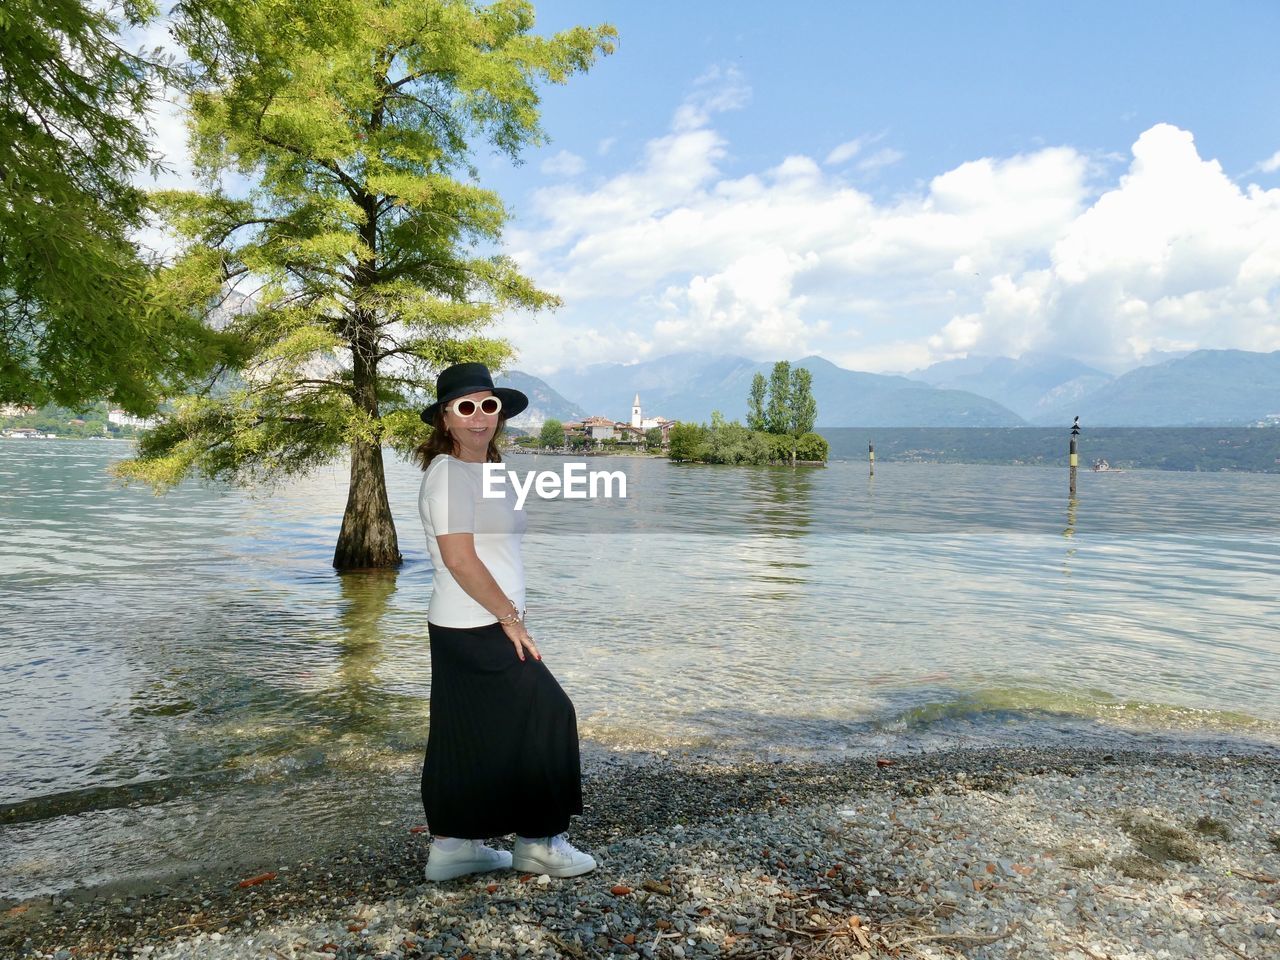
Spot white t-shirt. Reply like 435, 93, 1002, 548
418, 455, 527, 628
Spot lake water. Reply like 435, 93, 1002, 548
1, 441, 1277, 901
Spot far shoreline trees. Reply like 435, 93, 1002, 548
539, 418, 566, 449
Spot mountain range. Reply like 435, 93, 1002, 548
504, 348, 1280, 429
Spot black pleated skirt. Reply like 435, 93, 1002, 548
421, 621, 584, 839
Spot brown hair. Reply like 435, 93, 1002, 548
412, 407, 508, 470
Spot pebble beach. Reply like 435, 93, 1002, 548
3, 747, 1277, 960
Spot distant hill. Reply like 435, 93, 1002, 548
1073, 349, 1280, 426
544, 352, 1025, 427
547, 352, 760, 423
904, 348, 1280, 425
908, 352, 1112, 424
496, 370, 585, 430
795, 355, 1024, 427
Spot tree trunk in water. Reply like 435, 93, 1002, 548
333, 438, 403, 570
333, 116, 401, 572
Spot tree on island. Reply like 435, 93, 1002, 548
113, 0, 615, 569
761, 361, 819, 464
787, 366, 818, 464
665, 362, 826, 465
666, 422, 707, 462
1, 0, 233, 414
765, 362, 792, 437
539, 418, 565, 449
747, 373, 767, 432
644, 426, 663, 449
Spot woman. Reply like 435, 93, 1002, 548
415, 362, 596, 882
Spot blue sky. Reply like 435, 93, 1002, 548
496, 1, 1280, 200
140, 1, 1280, 377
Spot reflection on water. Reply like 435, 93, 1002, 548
1, 442, 1278, 900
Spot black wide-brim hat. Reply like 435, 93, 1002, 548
420, 362, 528, 423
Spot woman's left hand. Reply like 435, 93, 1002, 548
501, 617, 542, 662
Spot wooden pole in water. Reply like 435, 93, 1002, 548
868, 441, 875, 477
1069, 416, 1080, 497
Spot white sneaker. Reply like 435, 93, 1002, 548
424, 840, 513, 882
511, 833, 597, 878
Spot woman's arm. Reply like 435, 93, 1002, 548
437, 532, 541, 662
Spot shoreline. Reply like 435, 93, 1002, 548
4, 746, 1277, 959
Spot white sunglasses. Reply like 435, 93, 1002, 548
445, 395, 502, 417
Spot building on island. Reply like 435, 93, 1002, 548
108, 409, 157, 429
630, 394, 671, 432
561, 395, 675, 447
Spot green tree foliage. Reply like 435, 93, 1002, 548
644, 425, 663, 449
665, 412, 826, 466
0, 0, 231, 413
765, 360, 791, 436
703, 411, 772, 465
789, 367, 816, 436
786, 366, 817, 464
795, 431, 828, 462
753, 361, 820, 463
539, 418, 565, 448
747, 371, 766, 432
115, 0, 615, 568
666, 422, 708, 461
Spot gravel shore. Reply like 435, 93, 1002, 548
3, 747, 1277, 960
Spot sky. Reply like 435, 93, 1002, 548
137, 1, 1280, 377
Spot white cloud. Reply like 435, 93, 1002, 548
540, 150, 586, 177
504, 102, 1280, 375
1256, 149, 1280, 174
824, 132, 887, 167
825, 138, 865, 166
948, 124, 1280, 368
671, 64, 750, 132
856, 147, 905, 174
654, 248, 826, 355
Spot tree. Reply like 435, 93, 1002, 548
115, 0, 615, 569
539, 418, 565, 449
644, 425, 663, 449
787, 366, 817, 464
752, 361, 821, 463
703, 412, 770, 465
1, 0, 232, 413
795, 431, 828, 462
746, 372, 766, 431
666, 422, 706, 462
764, 361, 791, 436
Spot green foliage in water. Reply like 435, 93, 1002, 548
666, 412, 826, 465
